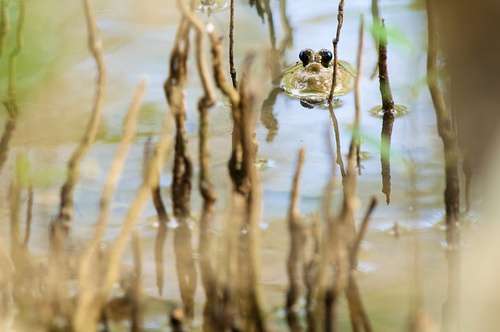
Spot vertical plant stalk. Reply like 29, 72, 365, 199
177, 1, 219, 328
377, 19, 395, 205
208, 25, 241, 330
353, 16, 364, 175
73, 79, 147, 332
151, 144, 170, 296
425, 1, 461, 331
370, 0, 380, 79
328, 0, 345, 104
286, 148, 307, 332
342, 18, 375, 332
229, 0, 238, 88
0, 0, 24, 174
166, 4, 197, 320
237, 54, 267, 332
328, 108, 347, 181
57, 0, 107, 227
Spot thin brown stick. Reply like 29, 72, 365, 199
377, 19, 395, 205
229, 0, 238, 88
151, 151, 170, 296
207, 23, 241, 331
286, 148, 307, 332
350, 197, 376, 267
57, 0, 107, 226
73, 79, 147, 332
426, 1, 461, 331
328, 0, 345, 104
165, 7, 197, 320
353, 16, 364, 175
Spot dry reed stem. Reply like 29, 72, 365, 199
73, 79, 147, 332
207, 24, 241, 331
426, 1, 461, 331
320, 127, 344, 332
286, 148, 307, 332
341, 18, 374, 332
350, 197, 376, 268
177, 1, 219, 314
377, 19, 395, 205
237, 54, 267, 332
0, 0, 24, 174
353, 16, 364, 175
328, 0, 345, 104
328, 108, 347, 181
229, 0, 238, 88
57, 0, 107, 226
99, 107, 171, 303
370, 0, 380, 79
177, 0, 217, 106
165, 11, 197, 321
151, 142, 170, 296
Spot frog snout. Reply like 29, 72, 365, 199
305, 63, 323, 73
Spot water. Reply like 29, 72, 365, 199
0, 0, 475, 330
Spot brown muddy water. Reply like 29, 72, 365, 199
0, 0, 492, 331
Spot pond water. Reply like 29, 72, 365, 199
0, 0, 483, 330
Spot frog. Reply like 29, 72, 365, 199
280, 48, 355, 102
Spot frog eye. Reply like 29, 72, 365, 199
299, 48, 314, 67
318, 49, 333, 68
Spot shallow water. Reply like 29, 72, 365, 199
0, 0, 480, 330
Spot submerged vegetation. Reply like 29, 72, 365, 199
0, 0, 499, 331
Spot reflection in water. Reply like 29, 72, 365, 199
164, 15, 197, 321
376, 20, 395, 205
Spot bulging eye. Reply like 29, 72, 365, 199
299, 48, 314, 67
318, 49, 333, 68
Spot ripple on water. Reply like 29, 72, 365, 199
193, 0, 229, 13
368, 104, 409, 118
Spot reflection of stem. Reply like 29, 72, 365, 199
263, 0, 276, 49
426, 1, 461, 331
278, 0, 293, 53
260, 87, 280, 142
328, 107, 347, 181
328, 0, 345, 104
377, 20, 395, 205
166, 5, 198, 320
74, 79, 146, 332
